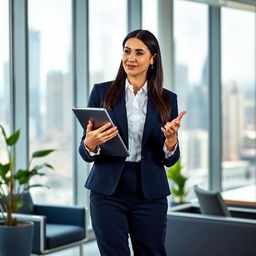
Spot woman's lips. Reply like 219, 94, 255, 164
126, 64, 137, 70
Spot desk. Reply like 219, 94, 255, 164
222, 184, 256, 207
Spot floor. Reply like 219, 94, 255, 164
47, 240, 99, 256
47, 239, 134, 256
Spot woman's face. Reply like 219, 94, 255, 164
122, 37, 155, 80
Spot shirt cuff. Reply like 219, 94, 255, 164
84, 144, 101, 156
163, 143, 178, 158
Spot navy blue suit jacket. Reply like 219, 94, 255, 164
79, 81, 180, 199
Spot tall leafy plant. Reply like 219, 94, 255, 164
166, 159, 188, 204
0, 125, 55, 226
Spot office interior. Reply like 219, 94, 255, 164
0, 0, 255, 255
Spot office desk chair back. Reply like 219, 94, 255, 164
194, 185, 231, 217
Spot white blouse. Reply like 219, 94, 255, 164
125, 80, 147, 162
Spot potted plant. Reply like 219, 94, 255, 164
166, 159, 188, 204
0, 125, 55, 256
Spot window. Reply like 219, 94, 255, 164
174, 0, 209, 196
89, 0, 127, 89
142, 0, 158, 36
221, 7, 256, 190
28, 0, 73, 204
0, 0, 10, 162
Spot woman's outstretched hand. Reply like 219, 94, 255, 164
161, 111, 186, 151
84, 120, 118, 153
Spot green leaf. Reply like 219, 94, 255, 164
0, 163, 10, 175
32, 149, 55, 158
44, 163, 54, 170
14, 169, 27, 177
14, 168, 47, 185
31, 164, 43, 171
32, 163, 54, 171
166, 159, 188, 203
0, 163, 10, 183
14, 169, 28, 178
24, 184, 49, 190
27, 169, 46, 178
19, 176, 30, 185
6, 130, 20, 146
16, 201, 33, 212
30, 170, 46, 177
14, 169, 30, 185
0, 125, 7, 140
0, 176, 10, 184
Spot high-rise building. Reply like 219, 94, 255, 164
180, 129, 208, 173
175, 58, 209, 173
222, 82, 244, 160
174, 63, 189, 115
46, 71, 64, 137
29, 29, 41, 137
46, 71, 72, 141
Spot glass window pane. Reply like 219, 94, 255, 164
142, 0, 158, 36
89, 0, 127, 89
0, 0, 10, 162
221, 8, 256, 190
174, 0, 209, 197
28, 0, 73, 204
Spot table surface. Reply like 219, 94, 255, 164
222, 184, 256, 206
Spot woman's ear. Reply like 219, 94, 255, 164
150, 53, 157, 65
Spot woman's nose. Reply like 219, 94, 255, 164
128, 53, 136, 61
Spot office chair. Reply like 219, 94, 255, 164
194, 185, 231, 217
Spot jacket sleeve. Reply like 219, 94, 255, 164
162, 93, 180, 167
78, 84, 101, 163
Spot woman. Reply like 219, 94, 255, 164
79, 29, 185, 256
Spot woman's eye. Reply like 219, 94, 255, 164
136, 52, 144, 56
124, 49, 130, 54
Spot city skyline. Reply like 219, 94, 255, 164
0, 1, 255, 203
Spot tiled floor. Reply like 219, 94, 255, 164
47, 240, 100, 256
47, 238, 134, 256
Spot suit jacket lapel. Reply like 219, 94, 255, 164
107, 89, 157, 149
142, 93, 158, 146
108, 89, 129, 148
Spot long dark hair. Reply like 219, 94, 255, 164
103, 29, 170, 123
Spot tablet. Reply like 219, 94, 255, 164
72, 107, 129, 157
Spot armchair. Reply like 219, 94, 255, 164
9, 192, 87, 255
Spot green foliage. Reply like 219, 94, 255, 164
0, 124, 55, 226
32, 150, 55, 158
166, 159, 188, 203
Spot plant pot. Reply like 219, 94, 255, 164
0, 221, 34, 256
